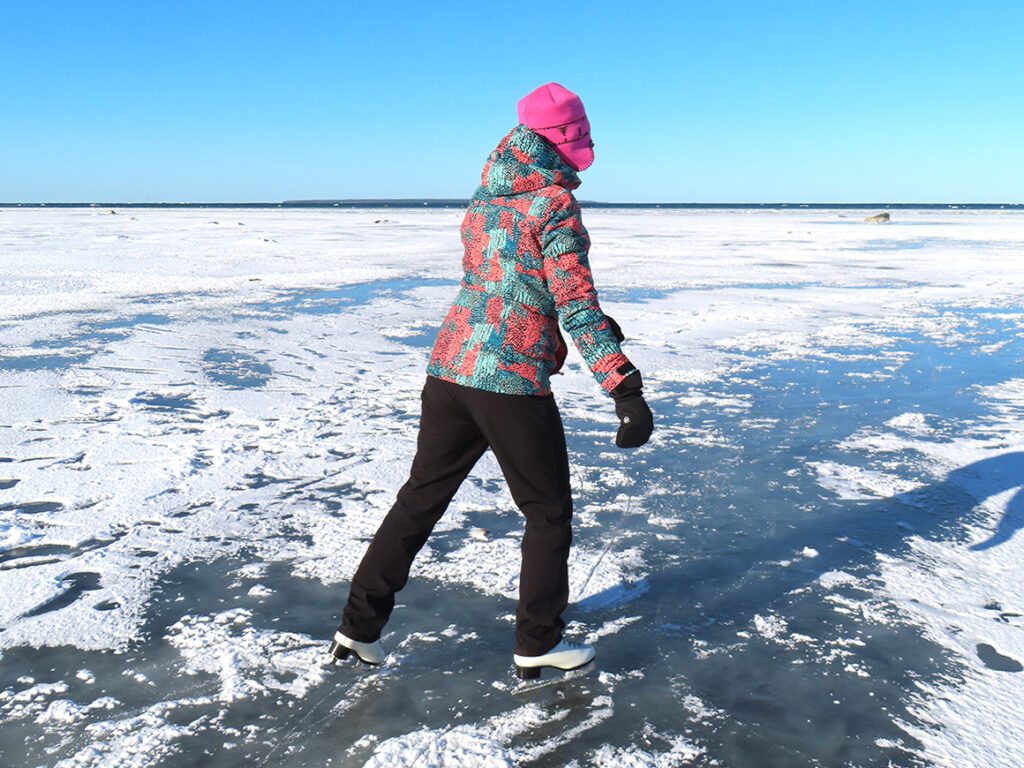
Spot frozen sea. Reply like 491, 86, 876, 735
1, 206, 1023, 767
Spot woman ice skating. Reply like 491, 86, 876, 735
329, 82, 654, 681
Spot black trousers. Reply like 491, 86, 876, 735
339, 375, 573, 656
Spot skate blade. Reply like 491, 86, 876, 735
510, 661, 595, 695
328, 640, 352, 665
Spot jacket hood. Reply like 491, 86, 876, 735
478, 125, 581, 198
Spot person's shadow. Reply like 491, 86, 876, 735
721, 450, 1024, 613
620, 451, 1024, 620
596, 450, 1024, 768
955, 452, 1024, 550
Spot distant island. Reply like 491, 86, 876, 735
281, 199, 470, 208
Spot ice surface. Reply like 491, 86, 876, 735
2, 207, 1024, 766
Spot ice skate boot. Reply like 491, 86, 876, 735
328, 631, 385, 665
513, 639, 595, 680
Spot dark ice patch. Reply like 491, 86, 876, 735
241, 276, 452, 320
130, 392, 198, 411
22, 572, 103, 617
0, 312, 173, 372
0, 353, 86, 372
237, 471, 292, 490
0, 500, 65, 514
976, 643, 1023, 672
602, 285, 677, 302
851, 239, 930, 251
0, 536, 115, 569
0, 478, 20, 490
201, 348, 272, 388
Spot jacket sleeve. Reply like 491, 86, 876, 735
540, 193, 638, 394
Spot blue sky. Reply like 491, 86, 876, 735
2, 1, 1022, 202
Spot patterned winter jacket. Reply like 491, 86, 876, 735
427, 125, 636, 397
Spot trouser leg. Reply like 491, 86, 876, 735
340, 377, 487, 642
465, 388, 573, 656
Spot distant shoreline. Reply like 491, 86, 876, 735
1, 201, 1021, 210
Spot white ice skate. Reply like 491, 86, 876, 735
328, 631, 385, 665
513, 639, 595, 680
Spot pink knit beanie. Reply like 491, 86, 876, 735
516, 82, 594, 172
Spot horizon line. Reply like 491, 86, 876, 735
2, 200, 1023, 209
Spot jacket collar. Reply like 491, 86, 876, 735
479, 125, 581, 197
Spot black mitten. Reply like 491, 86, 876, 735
611, 371, 653, 448
605, 315, 626, 343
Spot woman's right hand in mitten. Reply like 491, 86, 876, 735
611, 372, 653, 448
605, 315, 626, 343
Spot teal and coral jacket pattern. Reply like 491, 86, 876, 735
427, 125, 635, 397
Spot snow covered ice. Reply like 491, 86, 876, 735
2, 206, 1024, 767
